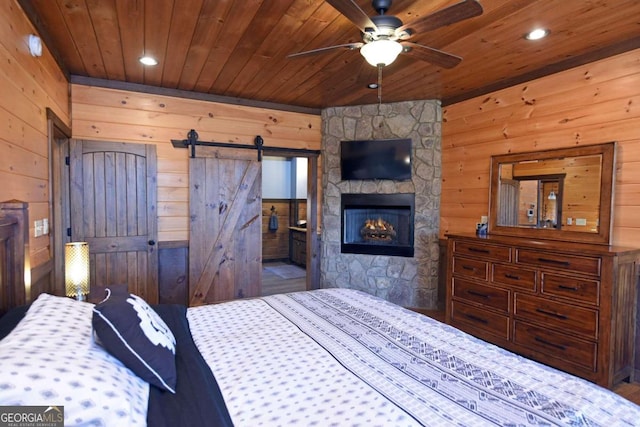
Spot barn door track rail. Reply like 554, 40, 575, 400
171, 129, 320, 160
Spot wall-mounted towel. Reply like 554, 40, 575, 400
269, 206, 278, 231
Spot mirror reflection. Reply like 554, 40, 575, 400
497, 155, 602, 232
489, 142, 616, 244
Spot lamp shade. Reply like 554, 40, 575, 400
65, 242, 90, 300
360, 39, 403, 66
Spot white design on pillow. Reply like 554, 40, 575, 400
128, 294, 176, 353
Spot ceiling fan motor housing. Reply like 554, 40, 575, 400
365, 0, 408, 41
370, 15, 402, 34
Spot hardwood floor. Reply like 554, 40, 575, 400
261, 261, 306, 296
614, 382, 640, 405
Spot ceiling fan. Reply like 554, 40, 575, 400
288, 0, 483, 69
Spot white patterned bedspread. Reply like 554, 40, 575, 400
187, 288, 640, 426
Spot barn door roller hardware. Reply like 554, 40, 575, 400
171, 129, 320, 161
171, 129, 264, 160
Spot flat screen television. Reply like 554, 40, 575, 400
340, 139, 412, 181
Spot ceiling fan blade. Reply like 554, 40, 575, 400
325, 0, 378, 33
287, 43, 364, 59
398, 0, 483, 35
401, 42, 462, 69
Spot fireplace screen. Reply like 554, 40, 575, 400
341, 193, 414, 257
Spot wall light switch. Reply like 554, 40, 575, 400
566, 217, 573, 225
34, 220, 43, 237
43, 218, 49, 235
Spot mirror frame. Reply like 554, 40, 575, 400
488, 142, 616, 245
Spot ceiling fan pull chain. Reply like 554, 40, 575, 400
377, 64, 383, 106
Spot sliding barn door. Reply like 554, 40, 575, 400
189, 146, 262, 305
498, 179, 520, 226
69, 140, 158, 303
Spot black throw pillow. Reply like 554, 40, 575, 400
92, 289, 177, 393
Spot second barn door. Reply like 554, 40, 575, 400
189, 146, 262, 305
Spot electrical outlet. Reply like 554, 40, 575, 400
576, 218, 587, 226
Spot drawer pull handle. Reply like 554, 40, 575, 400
558, 285, 579, 291
468, 247, 490, 254
464, 314, 488, 324
535, 308, 568, 320
467, 290, 489, 299
505, 274, 520, 280
534, 336, 567, 351
462, 265, 476, 271
537, 257, 570, 267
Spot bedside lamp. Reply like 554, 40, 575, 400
65, 242, 90, 301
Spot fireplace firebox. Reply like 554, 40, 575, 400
341, 193, 415, 257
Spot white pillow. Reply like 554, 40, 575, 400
0, 293, 148, 426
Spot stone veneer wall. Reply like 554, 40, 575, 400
320, 100, 442, 309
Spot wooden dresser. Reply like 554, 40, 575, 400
445, 233, 640, 388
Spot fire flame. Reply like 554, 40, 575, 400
364, 218, 393, 232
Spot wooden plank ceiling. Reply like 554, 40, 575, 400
21, 0, 640, 110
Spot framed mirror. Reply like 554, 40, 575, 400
488, 142, 616, 244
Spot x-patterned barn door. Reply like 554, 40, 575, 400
189, 146, 262, 305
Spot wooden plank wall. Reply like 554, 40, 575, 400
0, 1, 70, 271
71, 85, 322, 242
441, 48, 640, 248
261, 199, 308, 261
262, 200, 291, 261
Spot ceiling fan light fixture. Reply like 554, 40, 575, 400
360, 39, 403, 66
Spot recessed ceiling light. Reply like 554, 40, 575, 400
525, 28, 549, 41
367, 83, 379, 89
139, 56, 158, 66
28, 34, 43, 57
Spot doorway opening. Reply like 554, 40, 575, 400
261, 156, 309, 296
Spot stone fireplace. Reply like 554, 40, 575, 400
321, 100, 441, 309
341, 193, 414, 257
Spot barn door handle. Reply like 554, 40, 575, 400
148, 240, 156, 246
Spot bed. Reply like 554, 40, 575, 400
1, 289, 640, 426
1, 217, 639, 426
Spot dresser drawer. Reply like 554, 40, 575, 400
492, 264, 536, 291
453, 240, 511, 262
452, 278, 509, 312
452, 257, 488, 281
516, 249, 601, 276
542, 273, 600, 306
513, 321, 597, 372
514, 294, 598, 339
450, 301, 509, 340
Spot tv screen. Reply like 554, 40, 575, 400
340, 139, 412, 180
